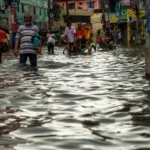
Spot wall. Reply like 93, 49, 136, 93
91, 13, 102, 35
0, 0, 49, 30
56, 0, 101, 10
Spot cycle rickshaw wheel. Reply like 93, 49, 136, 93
89, 45, 96, 53
63, 47, 70, 56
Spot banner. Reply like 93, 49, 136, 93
130, 0, 137, 7
11, 0, 20, 2
115, 2, 120, 11
147, 0, 150, 33
140, 9, 146, 18
121, 0, 130, 6
0, 6, 6, 14
127, 8, 136, 22
11, 4, 17, 32
120, 7, 128, 22
109, 13, 119, 23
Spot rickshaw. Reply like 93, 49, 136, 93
63, 24, 96, 56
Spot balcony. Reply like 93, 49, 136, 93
61, 8, 94, 16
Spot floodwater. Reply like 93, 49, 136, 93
0, 47, 150, 150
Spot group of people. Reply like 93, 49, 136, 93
64, 22, 93, 53
96, 28, 123, 47
97, 29, 114, 47
46, 21, 93, 55
0, 12, 94, 67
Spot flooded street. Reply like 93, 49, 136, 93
0, 47, 150, 150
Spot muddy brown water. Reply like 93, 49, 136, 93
0, 47, 150, 150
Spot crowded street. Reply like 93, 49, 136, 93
0, 46, 150, 150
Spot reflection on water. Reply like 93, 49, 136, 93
0, 47, 150, 150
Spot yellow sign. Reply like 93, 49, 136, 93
127, 9, 136, 22
140, 9, 145, 18
109, 13, 118, 23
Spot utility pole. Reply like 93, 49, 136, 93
48, 0, 51, 29
66, 0, 69, 22
8, 5, 12, 33
101, 0, 109, 31
7, 0, 12, 44
48, 0, 54, 29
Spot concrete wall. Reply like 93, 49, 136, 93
91, 13, 102, 35
56, 0, 101, 10
53, 8, 102, 41
55, 8, 95, 28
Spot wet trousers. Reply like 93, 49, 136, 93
48, 43, 54, 54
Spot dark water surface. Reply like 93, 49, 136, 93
0, 47, 150, 150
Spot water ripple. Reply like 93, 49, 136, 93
0, 47, 149, 150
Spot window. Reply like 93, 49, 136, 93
22, 4, 24, 13
33, 7, 36, 14
63, 15, 90, 23
17, 3, 20, 12
87, 2, 94, 8
68, 3, 75, 9
39, 8, 42, 15
44, 9, 46, 16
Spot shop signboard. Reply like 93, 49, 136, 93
11, 0, 20, 2
115, 2, 120, 11
139, 9, 146, 18
127, 8, 136, 22
109, 13, 119, 23
120, 0, 130, 7
120, 7, 128, 22
130, 0, 137, 8
147, 0, 150, 33
11, 4, 17, 32
0, 6, 5, 14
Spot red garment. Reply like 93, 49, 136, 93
105, 36, 110, 43
90, 28, 93, 34
97, 36, 102, 43
76, 27, 85, 38
0, 30, 7, 44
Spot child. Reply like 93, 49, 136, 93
47, 36, 55, 55
47, 29, 56, 55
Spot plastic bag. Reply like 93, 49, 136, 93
33, 34, 40, 47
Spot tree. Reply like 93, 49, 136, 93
53, 3, 61, 21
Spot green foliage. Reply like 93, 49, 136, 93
53, 3, 61, 21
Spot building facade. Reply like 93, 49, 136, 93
0, 0, 49, 31
53, 0, 102, 34
55, 0, 101, 10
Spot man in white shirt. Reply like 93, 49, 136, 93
64, 21, 76, 54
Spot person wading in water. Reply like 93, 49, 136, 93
14, 13, 40, 67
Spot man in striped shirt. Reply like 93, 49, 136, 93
14, 13, 39, 67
